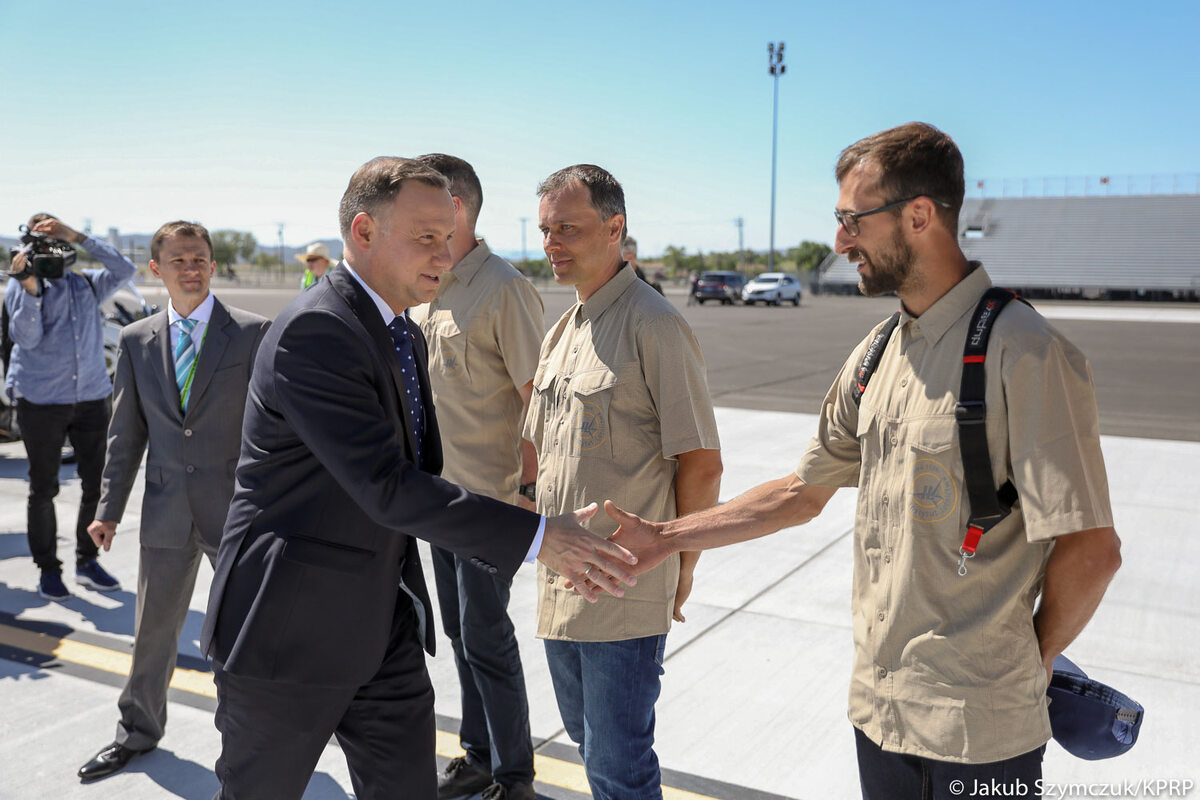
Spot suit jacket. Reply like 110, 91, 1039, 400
202, 264, 538, 688
97, 298, 270, 548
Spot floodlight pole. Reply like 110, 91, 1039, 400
767, 42, 785, 273
277, 223, 285, 280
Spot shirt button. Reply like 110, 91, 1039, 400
884, 554, 892, 564
184, 429, 193, 437
186, 465, 195, 474
878, 611, 886, 622
900, 378, 908, 387
881, 494, 889, 506
890, 437, 897, 446
878, 666, 887, 678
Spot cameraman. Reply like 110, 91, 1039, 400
4, 214, 135, 601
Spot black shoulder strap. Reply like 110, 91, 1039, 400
955, 287, 1029, 572
851, 311, 900, 406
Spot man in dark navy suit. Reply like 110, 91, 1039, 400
202, 157, 638, 800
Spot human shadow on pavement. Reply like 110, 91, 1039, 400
0, 531, 31, 561
82, 748, 359, 800
79, 748, 353, 799
103, 746, 218, 799
0, 453, 78, 481
0, 579, 139, 634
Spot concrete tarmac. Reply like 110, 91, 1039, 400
1, 283, 1198, 799
136, 283, 1200, 441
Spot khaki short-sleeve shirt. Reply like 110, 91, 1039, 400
797, 265, 1113, 763
414, 241, 544, 502
525, 265, 720, 641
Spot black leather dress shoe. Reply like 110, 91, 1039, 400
77, 742, 154, 781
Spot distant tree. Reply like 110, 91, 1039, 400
791, 240, 833, 274
662, 245, 687, 275
211, 230, 257, 269
516, 258, 551, 280
254, 252, 282, 268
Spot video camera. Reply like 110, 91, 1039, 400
8, 224, 77, 281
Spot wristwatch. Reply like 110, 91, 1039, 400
519, 482, 536, 502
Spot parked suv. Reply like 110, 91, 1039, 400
742, 272, 802, 306
692, 271, 747, 305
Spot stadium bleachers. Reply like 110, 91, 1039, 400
819, 194, 1200, 299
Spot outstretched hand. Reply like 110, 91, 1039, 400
538, 503, 638, 603
603, 500, 674, 574
567, 501, 677, 594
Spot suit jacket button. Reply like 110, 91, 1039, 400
488, 566, 498, 575
184, 428, 193, 437
470, 557, 480, 565
186, 465, 195, 474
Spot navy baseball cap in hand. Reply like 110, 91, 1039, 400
1048, 655, 1143, 760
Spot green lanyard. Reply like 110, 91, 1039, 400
179, 322, 209, 410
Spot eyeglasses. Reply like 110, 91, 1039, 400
305, 257, 325, 264
834, 195, 950, 237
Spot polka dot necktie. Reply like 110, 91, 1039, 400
387, 316, 426, 468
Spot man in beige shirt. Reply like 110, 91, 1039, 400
526, 164, 723, 800
413, 154, 544, 800
605, 124, 1122, 800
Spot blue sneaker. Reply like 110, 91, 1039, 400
75, 559, 121, 592
38, 571, 70, 601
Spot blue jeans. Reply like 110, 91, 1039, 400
544, 634, 667, 800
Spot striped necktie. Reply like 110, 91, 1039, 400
174, 318, 198, 410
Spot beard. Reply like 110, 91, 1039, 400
852, 227, 915, 297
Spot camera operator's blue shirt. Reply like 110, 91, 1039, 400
4, 237, 137, 405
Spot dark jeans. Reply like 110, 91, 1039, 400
431, 545, 534, 785
544, 634, 667, 800
16, 397, 109, 574
855, 726, 1044, 800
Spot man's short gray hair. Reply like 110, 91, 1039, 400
536, 164, 626, 241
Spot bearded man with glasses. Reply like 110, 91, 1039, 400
605, 122, 1122, 800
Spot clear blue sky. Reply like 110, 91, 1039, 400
2, 0, 1197, 258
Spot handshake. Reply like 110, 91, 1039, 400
538, 500, 673, 602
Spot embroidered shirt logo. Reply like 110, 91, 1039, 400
438, 343, 464, 379
909, 457, 958, 522
574, 400, 607, 451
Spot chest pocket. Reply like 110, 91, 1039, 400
905, 416, 962, 528
566, 367, 618, 459
426, 318, 468, 382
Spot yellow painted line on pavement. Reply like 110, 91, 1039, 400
0, 621, 216, 696
2, 621, 720, 800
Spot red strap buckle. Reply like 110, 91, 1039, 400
961, 524, 984, 555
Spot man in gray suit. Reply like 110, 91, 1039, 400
76, 221, 270, 781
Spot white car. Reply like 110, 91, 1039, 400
741, 272, 802, 306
